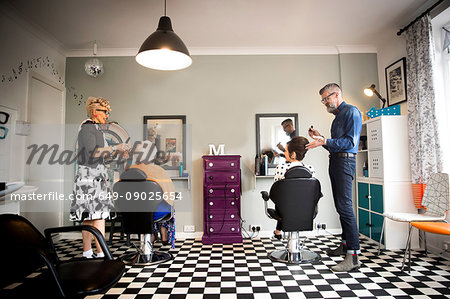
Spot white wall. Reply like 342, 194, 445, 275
0, 5, 66, 218
65, 54, 379, 233
0, 5, 66, 181
376, 29, 408, 114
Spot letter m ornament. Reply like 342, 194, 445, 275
208, 144, 225, 155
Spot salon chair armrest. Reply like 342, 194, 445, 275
261, 190, 281, 220
45, 225, 113, 261
267, 208, 282, 221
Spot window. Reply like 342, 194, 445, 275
431, 6, 450, 172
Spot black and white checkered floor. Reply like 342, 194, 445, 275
3, 234, 450, 298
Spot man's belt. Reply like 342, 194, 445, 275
330, 152, 356, 158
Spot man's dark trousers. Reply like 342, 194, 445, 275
329, 155, 360, 251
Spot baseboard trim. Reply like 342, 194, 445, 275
250, 229, 342, 238
176, 232, 204, 239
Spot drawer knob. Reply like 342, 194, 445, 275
231, 201, 235, 205
209, 215, 213, 219
231, 227, 235, 232
231, 162, 235, 167
209, 162, 214, 167
231, 189, 235, 193
209, 202, 213, 206
209, 176, 214, 180
231, 175, 235, 180
210, 228, 214, 232
231, 214, 235, 219
209, 189, 214, 193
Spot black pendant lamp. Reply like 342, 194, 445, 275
136, 0, 192, 71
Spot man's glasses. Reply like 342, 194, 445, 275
321, 92, 336, 104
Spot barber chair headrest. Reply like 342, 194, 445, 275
284, 166, 313, 179
120, 168, 147, 181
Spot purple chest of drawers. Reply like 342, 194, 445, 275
202, 155, 243, 244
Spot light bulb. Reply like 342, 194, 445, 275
136, 49, 192, 71
364, 88, 374, 97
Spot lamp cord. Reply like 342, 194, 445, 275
164, 0, 167, 16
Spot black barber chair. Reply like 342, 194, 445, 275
261, 166, 322, 264
0, 214, 125, 298
113, 168, 172, 265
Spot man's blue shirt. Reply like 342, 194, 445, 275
324, 101, 362, 154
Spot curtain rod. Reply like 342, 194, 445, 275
397, 0, 445, 36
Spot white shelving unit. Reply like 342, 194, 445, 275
356, 116, 416, 250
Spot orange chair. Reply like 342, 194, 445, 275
402, 221, 450, 272
378, 173, 450, 255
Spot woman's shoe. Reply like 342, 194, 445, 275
272, 231, 282, 240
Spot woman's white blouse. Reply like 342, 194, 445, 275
274, 161, 315, 182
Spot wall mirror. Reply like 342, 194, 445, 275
143, 115, 186, 170
256, 113, 298, 167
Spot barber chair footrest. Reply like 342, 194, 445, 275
268, 249, 321, 264
121, 251, 172, 266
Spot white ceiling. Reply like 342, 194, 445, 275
1, 0, 438, 56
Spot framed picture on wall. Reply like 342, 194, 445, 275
385, 57, 407, 106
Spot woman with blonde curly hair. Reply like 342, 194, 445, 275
70, 97, 129, 258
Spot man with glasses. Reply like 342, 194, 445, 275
276, 118, 296, 152
306, 83, 362, 272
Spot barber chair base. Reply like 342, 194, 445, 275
121, 251, 172, 266
269, 249, 321, 264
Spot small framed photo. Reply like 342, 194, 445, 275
385, 57, 407, 106
165, 138, 176, 153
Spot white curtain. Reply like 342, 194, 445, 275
406, 14, 443, 203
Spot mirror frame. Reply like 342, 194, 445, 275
143, 115, 186, 170
255, 113, 299, 166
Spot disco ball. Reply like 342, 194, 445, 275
84, 58, 104, 77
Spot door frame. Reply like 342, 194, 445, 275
25, 70, 66, 227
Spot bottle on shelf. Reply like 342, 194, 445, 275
263, 155, 268, 176
359, 136, 367, 150
255, 155, 261, 176
363, 160, 368, 177
179, 162, 183, 177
